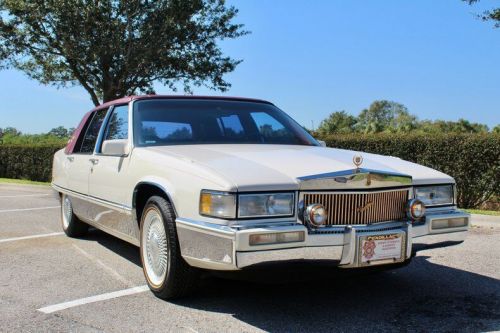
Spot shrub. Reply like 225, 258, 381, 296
0, 144, 65, 182
320, 133, 500, 209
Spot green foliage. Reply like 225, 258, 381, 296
320, 133, 500, 209
0, 0, 247, 105
0, 177, 49, 185
317, 111, 357, 135
357, 100, 417, 134
0, 126, 69, 144
493, 125, 500, 134
417, 119, 489, 134
0, 144, 64, 182
48, 126, 74, 138
464, 0, 500, 28
316, 99, 493, 136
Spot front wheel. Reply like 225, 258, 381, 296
140, 196, 198, 299
61, 194, 88, 237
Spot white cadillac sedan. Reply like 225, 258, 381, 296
52, 95, 469, 299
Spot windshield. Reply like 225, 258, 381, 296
133, 99, 319, 147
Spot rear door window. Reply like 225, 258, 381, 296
76, 108, 108, 154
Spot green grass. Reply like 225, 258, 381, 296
0, 178, 50, 186
463, 209, 500, 216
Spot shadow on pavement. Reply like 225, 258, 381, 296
84, 228, 142, 267
85, 229, 500, 332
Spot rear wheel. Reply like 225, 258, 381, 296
61, 194, 88, 237
140, 196, 198, 299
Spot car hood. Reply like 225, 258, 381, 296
146, 144, 454, 191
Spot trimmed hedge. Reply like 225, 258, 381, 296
1, 133, 499, 208
321, 133, 500, 209
0, 144, 64, 182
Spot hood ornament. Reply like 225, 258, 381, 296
353, 155, 363, 169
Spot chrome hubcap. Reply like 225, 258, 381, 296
62, 196, 72, 229
142, 208, 168, 287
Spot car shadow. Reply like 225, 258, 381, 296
85, 229, 500, 332
84, 228, 143, 267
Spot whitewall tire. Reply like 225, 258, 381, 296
139, 196, 198, 299
61, 194, 88, 237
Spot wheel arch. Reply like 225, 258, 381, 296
132, 180, 178, 228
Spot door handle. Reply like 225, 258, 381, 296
67, 156, 74, 162
89, 158, 99, 165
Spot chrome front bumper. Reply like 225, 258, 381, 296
176, 211, 470, 271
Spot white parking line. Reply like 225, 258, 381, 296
0, 194, 50, 198
0, 206, 60, 213
0, 232, 64, 244
38, 285, 149, 314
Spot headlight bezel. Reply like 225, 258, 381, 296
413, 184, 455, 207
200, 190, 296, 220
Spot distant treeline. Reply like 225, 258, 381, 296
0, 126, 73, 145
313, 100, 499, 136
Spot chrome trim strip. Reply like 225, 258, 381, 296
182, 256, 237, 271
297, 168, 412, 190
78, 214, 140, 246
175, 218, 235, 238
236, 246, 343, 268
52, 184, 132, 214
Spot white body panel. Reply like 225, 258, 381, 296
54, 142, 454, 225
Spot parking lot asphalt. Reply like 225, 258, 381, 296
0, 183, 499, 333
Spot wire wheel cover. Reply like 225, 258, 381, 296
62, 196, 72, 228
142, 208, 168, 287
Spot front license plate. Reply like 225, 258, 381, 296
358, 233, 406, 266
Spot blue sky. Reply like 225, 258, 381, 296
0, 0, 498, 133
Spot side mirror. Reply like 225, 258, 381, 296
318, 140, 327, 147
102, 139, 130, 156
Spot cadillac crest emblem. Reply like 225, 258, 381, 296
353, 155, 363, 169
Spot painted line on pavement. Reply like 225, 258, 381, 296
0, 194, 50, 198
0, 206, 60, 213
38, 285, 149, 314
0, 232, 64, 244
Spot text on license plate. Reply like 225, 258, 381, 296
360, 233, 403, 263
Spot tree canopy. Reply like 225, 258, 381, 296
317, 111, 357, 135
356, 101, 417, 134
315, 100, 495, 136
464, 0, 500, 28
0, 0, 247, 106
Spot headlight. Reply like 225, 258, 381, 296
238, 193, 294, 218
414, 185, 454, 206
199, 191, 236, 218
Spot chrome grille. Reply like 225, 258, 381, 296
302, 189, 409, 226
